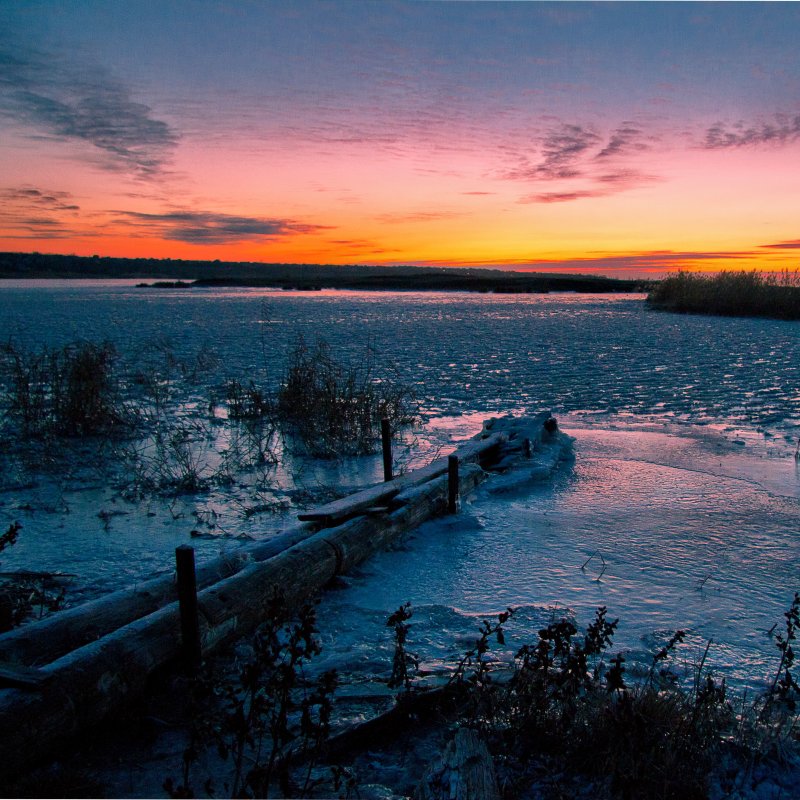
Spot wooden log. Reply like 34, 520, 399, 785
0, 457, 489, 782
0, 662, 49, 690
415, 728, 500, 800
297, 431, 506, 525
0, 419, 550, 781
0, 430, 508, 668
0, 521, 318, 668
381, 418, 393, 481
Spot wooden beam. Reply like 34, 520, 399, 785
298, 431, 506, 525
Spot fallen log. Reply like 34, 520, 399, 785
0, 457, 489, 782
0, 415, 568, 782
298, 430, 506, 525
0, 521, 318, 668
0, 428, 510, 668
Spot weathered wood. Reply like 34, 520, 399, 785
0, 521, 318, 668
381, 418, 393, 481
0, 456, 490, 782
318, 685, 466, 762
298, 431, 507, 524
0, 417, 559, 782
175, 546, 201, 671
448, 455, 459, 513
0, 662, 49, 690
415, 728, 500, 800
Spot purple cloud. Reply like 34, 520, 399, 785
0, 44, 178, 178
703, 114, 800, 149
112, 209, 330, 244
595, 124, 648, 160
0, 186, 83, 238
760, 239, 800, 249
506, 124, 601, 181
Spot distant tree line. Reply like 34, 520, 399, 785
0, 251, 645, 293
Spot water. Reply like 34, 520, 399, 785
1, 282, 799, 690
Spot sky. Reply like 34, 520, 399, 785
2, 1, 800, 277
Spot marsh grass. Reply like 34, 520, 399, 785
165, 593, 347, 799
0, 522, 67, 631
647, 270, 800, 320
277, 336, 419, 457
0, 340, 132, 437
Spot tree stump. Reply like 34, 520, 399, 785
415, 728, 500, 800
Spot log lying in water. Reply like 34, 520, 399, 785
298, 430, 507, 525
0, 521, 319, 668
0, 461, 488, 782
0, 414, 568, 782
0, 429, 507, 669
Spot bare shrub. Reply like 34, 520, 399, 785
1, 340, 131, 437
165, 593, 346, 799
277, 336, 418, 457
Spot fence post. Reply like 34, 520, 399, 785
175, 545, 201, 671
448, 454, 459, 514
381, 418, 393, 482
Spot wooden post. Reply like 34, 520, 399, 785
175, 545, 201, 671
381, 418, 393, 482
448, 454, 459, 514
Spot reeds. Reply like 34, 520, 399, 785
647, 270, 800, 320
0, 340, 131, 436
277, 336, 419, 457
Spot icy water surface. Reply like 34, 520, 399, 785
313, 416, 800, 694
1, 283, 799, 689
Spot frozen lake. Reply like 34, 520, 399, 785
1, 282, 799, 690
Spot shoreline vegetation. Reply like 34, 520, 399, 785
0, 252, 644, 293
647, 270, 800, 321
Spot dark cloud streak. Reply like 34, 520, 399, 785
0, 43, 178, 178
112, 210, 330, 244
760, 239, 800, 249
703, 114, 800, 149
503, 121, 656, 203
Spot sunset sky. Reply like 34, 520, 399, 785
2, 1, 800, 276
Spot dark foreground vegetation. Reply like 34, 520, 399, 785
647, 270, 800, 320
12, 591, 798, 798
0, 251, 645, 293
22, 593, 783, 799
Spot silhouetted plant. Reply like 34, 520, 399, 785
225, 379, 272, 420
1, 340, 131, 436
386, 602, 419, 693
277, 336, 418, 457
761, 591, 800, 720
0, 522, 67, 631
165, 592, 346, 799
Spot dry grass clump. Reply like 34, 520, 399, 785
0, 522, 67, 632
0, 340, 132, 436
277, 336, 418, 457
647, 270, 800, 320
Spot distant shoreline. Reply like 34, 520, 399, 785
0, 252, 647, 294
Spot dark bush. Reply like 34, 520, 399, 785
277, 336, 418, 457
1, 340, 131, 436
